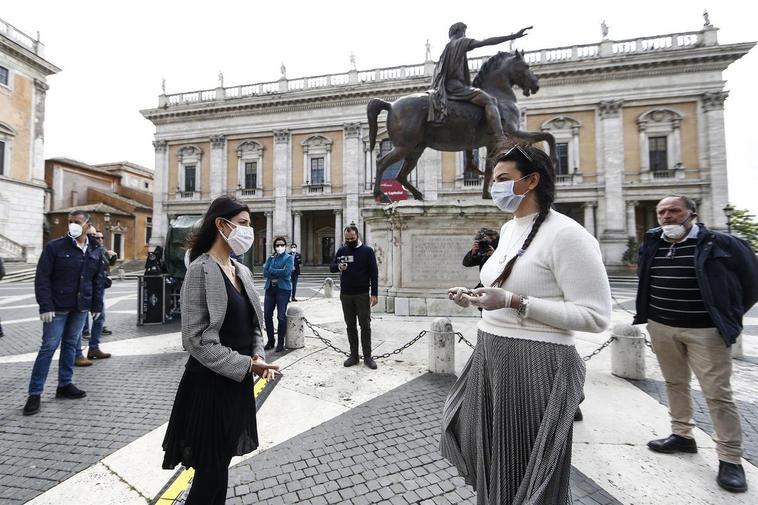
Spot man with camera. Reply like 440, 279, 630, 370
330, 225, 379, 369
462, 228, 499, 291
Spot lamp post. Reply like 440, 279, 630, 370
722, 204, 734, 235
103, 212, 111, 248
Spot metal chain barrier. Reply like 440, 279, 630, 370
455, 332, 476, 349
582, 336, 615, 362
611, 292, 636, 316
300, 279, 328, 302
303, 317, 427, 360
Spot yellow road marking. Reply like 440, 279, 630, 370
155, 377, 270, 504
155, 468, 194, 503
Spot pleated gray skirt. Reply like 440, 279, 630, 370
440, 330, 585, 505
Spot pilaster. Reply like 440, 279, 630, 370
273, 129, 292, 239
702, 91, 729, 228
151, 140, 169, 248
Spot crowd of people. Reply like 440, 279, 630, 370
15, 142, 756, 502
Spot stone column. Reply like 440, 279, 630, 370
637, 120, 649, 181
334, 209, 343, 247
209, 135, 226, 198
571, 125, 581, 173
31, 79, 49, 184
703, 91, 730, 228
306, 216, 314, 265
598, 100, 627, 265
265, 211, 273, 254
626, 200, 638, 238
343, 123, 362, 228
583, 202, 596, 237
672, 118, 682, 167
273, 129, 292, 239
293, 211, 302, 249
151, 140, 169, 248
417, 149, 441, 201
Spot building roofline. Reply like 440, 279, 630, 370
46, 157, 120, 178
94, 161, 154, 178
0, 18, 60, 75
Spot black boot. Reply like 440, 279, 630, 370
344, 355, 359, 367
264, 339, 275, 351
574, 407, 583, 422
360, 329, 375, 369
23, 395, 40, 416
717, 461, 747, 493
647, 434, 698, 454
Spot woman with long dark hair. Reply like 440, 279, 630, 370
162, 195, 279, 505
442, 145, 612, 504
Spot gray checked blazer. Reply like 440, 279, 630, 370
181, 253, 265, 382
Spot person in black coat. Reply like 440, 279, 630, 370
289, 243, 302, 301
24, 210, 106, 416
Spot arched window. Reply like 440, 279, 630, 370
637, 108, 684, 181
236, 140, 264, 197
541, 116, 582, 182
302, 135, 333, 194
176, 145, 203, 199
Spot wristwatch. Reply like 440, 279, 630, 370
516, 296, 529, 322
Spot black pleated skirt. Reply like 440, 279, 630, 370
440, 330, 585, 505
162, 364, 258, 471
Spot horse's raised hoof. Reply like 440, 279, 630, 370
412, 192, 424, 201
375, 193, 392, 204
482, 190, 492, 200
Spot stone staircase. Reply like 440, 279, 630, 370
0, 233, 27, 262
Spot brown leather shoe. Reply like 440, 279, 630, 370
87, 349, 111, 360
74, 356, 93, 367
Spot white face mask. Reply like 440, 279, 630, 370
662, 214, 694, 241
291, 247, 297, 253
275, 245, 286, 255
220, 219, 254, 255
68, 222, 83, 239
491, 175, 531, 213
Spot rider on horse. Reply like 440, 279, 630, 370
429, 22, 532, 140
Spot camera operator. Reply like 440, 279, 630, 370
462, 228, 499, 274
330, 225, 379, 370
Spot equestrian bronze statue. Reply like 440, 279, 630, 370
367, 23, 556, 202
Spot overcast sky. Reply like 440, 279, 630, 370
4, 0, 757, 214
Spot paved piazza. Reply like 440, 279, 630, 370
0, 277, 757, 504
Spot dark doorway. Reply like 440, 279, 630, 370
321, 237, 335, 264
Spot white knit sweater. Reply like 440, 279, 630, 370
478, 209, 611, 345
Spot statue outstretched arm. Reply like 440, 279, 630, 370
469, 26, 532, 50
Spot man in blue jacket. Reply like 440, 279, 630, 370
634, 195, 758, 493
330, 225, 379, 369
23, 210, 106, 416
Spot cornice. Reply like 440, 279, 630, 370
0, 36, 60, 76
142, 42, 753, 124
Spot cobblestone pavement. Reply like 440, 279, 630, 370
227, 373, 622, 505
0, 353, 186, 504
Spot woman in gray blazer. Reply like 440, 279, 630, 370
162, 196, 279, 505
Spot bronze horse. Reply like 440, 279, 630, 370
367, 50, 555, 202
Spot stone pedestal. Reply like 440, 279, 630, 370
285, 305, 305, 349
324, 278, 334, 298
611, 324, 646, 380
362, 200, 504, 316
429, 317, 455, 374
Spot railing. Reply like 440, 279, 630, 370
159, 29, 710, 108
0, 233, 26, 260
175, 190, 200, 200
555, 174, 574, 184
305, 184, 326, 194
651, 169, 677, 179
462, 177, 483, 188
0, 17, 43, 56
237, 188, 258, 197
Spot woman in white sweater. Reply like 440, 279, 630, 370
441, 144, 611, 505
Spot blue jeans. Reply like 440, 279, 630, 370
77, 309, 105, 357
264, 287, 291, 346
28, 311, 88, 396
291, 272, 300, 300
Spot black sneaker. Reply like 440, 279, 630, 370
717, 461, 747, 493
574, 407, 583, 422
364, 357, 378, 370
343, 355, 359, 367
101, 327, 113, 335
82, 330, 90, 336
264, 341, 275, 351
55, 384, 87, 399
23, 395, 41, 416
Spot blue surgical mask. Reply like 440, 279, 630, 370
491, 175, 531, 213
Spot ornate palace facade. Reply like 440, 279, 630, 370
0, 18, 59, 262
141, 20, 753, 267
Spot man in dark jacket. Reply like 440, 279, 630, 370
330, 225, 379, 369
289, 243, 302, 302
634, 195, 758, 493
23, 210, 106, 416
